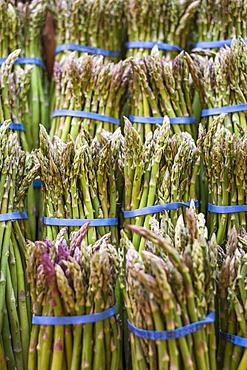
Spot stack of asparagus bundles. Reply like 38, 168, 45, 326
218, 226, 247, 369
126, 48, 199, 139
0, 0, 48, 149
119, 205, 217, 369
121, 116, 200, 251
194, 0, 247, 51
26, 223, 122, 370
49, 0, 124, 64
50, 54, 129, 140
191, 38, 247, 135
36, 125, 121, 244
198, 114, 247, 247
0, 121, 39, 370
124, 0, 200, 58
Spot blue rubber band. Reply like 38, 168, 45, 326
43, 216, 118, 227
194, 39, 247, 49
123, 201, 199, 219
201, 104, 247, 117
0, 57, 46, 71
125, 41, 182, 52
220, 330, 247, 348
33, 180, 42, 188
128, 310, 215, 340
52, 109, 120, 126
128, 115, 196, 125
32, 305, 116, 325
208, 203, 247, 214
0, 212, 28, 222
0, 123, 25, 131
55, 43, 121, 58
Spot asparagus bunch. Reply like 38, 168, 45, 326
121, 116, 200, 251
50, 54, 129, 140
36, 125, 121, 244
0, 121, 39, 369
126, 48, 199, 139
124, 0, 200, 58
119, 205, 217, 370
195, 0, 247, 49
191, 38, 247, 135
0, 0, 48, 149
26, 223, 122, 370
198, 114, 247, 247
218, 226, 247, 369
49, 0, 124, 63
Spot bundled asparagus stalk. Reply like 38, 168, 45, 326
50, 54, 129, 140
0, 50, 32, 151
121, 116, 199, 251
124, 0, 200, 58
0, 0, 48, 149
26, 223, 122, 370
119, 205, 217, 369
36, 125, 121, 244
0, 121, 39, 369
198, 114, 247, 247
218, 226, 247, 369
49, 0, 124, 63
126, 48, 199, 139
191, 38, 247, 135
195, 0, 247, 50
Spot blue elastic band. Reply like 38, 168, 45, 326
123, 201, 199, 219
201, 104, 247, 117
43, 216, 118, 227
194, 39, 247, 49
0, 57, 46, 71
33, 180, 42, 188
125, 41, 182, 52
52, 109, 120, 126
0, 212, 28, 222
128, 310, 215, 340
220, 330, 247, 348
55, 43, 121, 58
208, 203, 247, 214
128, 115, 196, 125
0, 123, 25, 131
32, 305, 116, 325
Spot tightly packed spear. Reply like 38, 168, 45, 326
198, 114, 247, 247
36, 125, 121, 244
26, 223, 122, 370
0, 0, 49, 149
126, 48, 199, 139
191, 38, 247, 135
195, 0, 247, 50
121, 116, 199, 251
119, 205, 217, 370
49, 0, 124, 63
124, 0, 200, 58
50, 53, 129, 140
218, 226, 247, 370
0, 121, 39, 370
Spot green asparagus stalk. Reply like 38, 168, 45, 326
37, 125, 121, 244
198, 114, 247, 247
218, 226, 247, 370
0, 121, 39, 369
124, 0, 200, 58
119, 204, 217, 369
26, 223, 122, 370
121, 116, 199, 251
